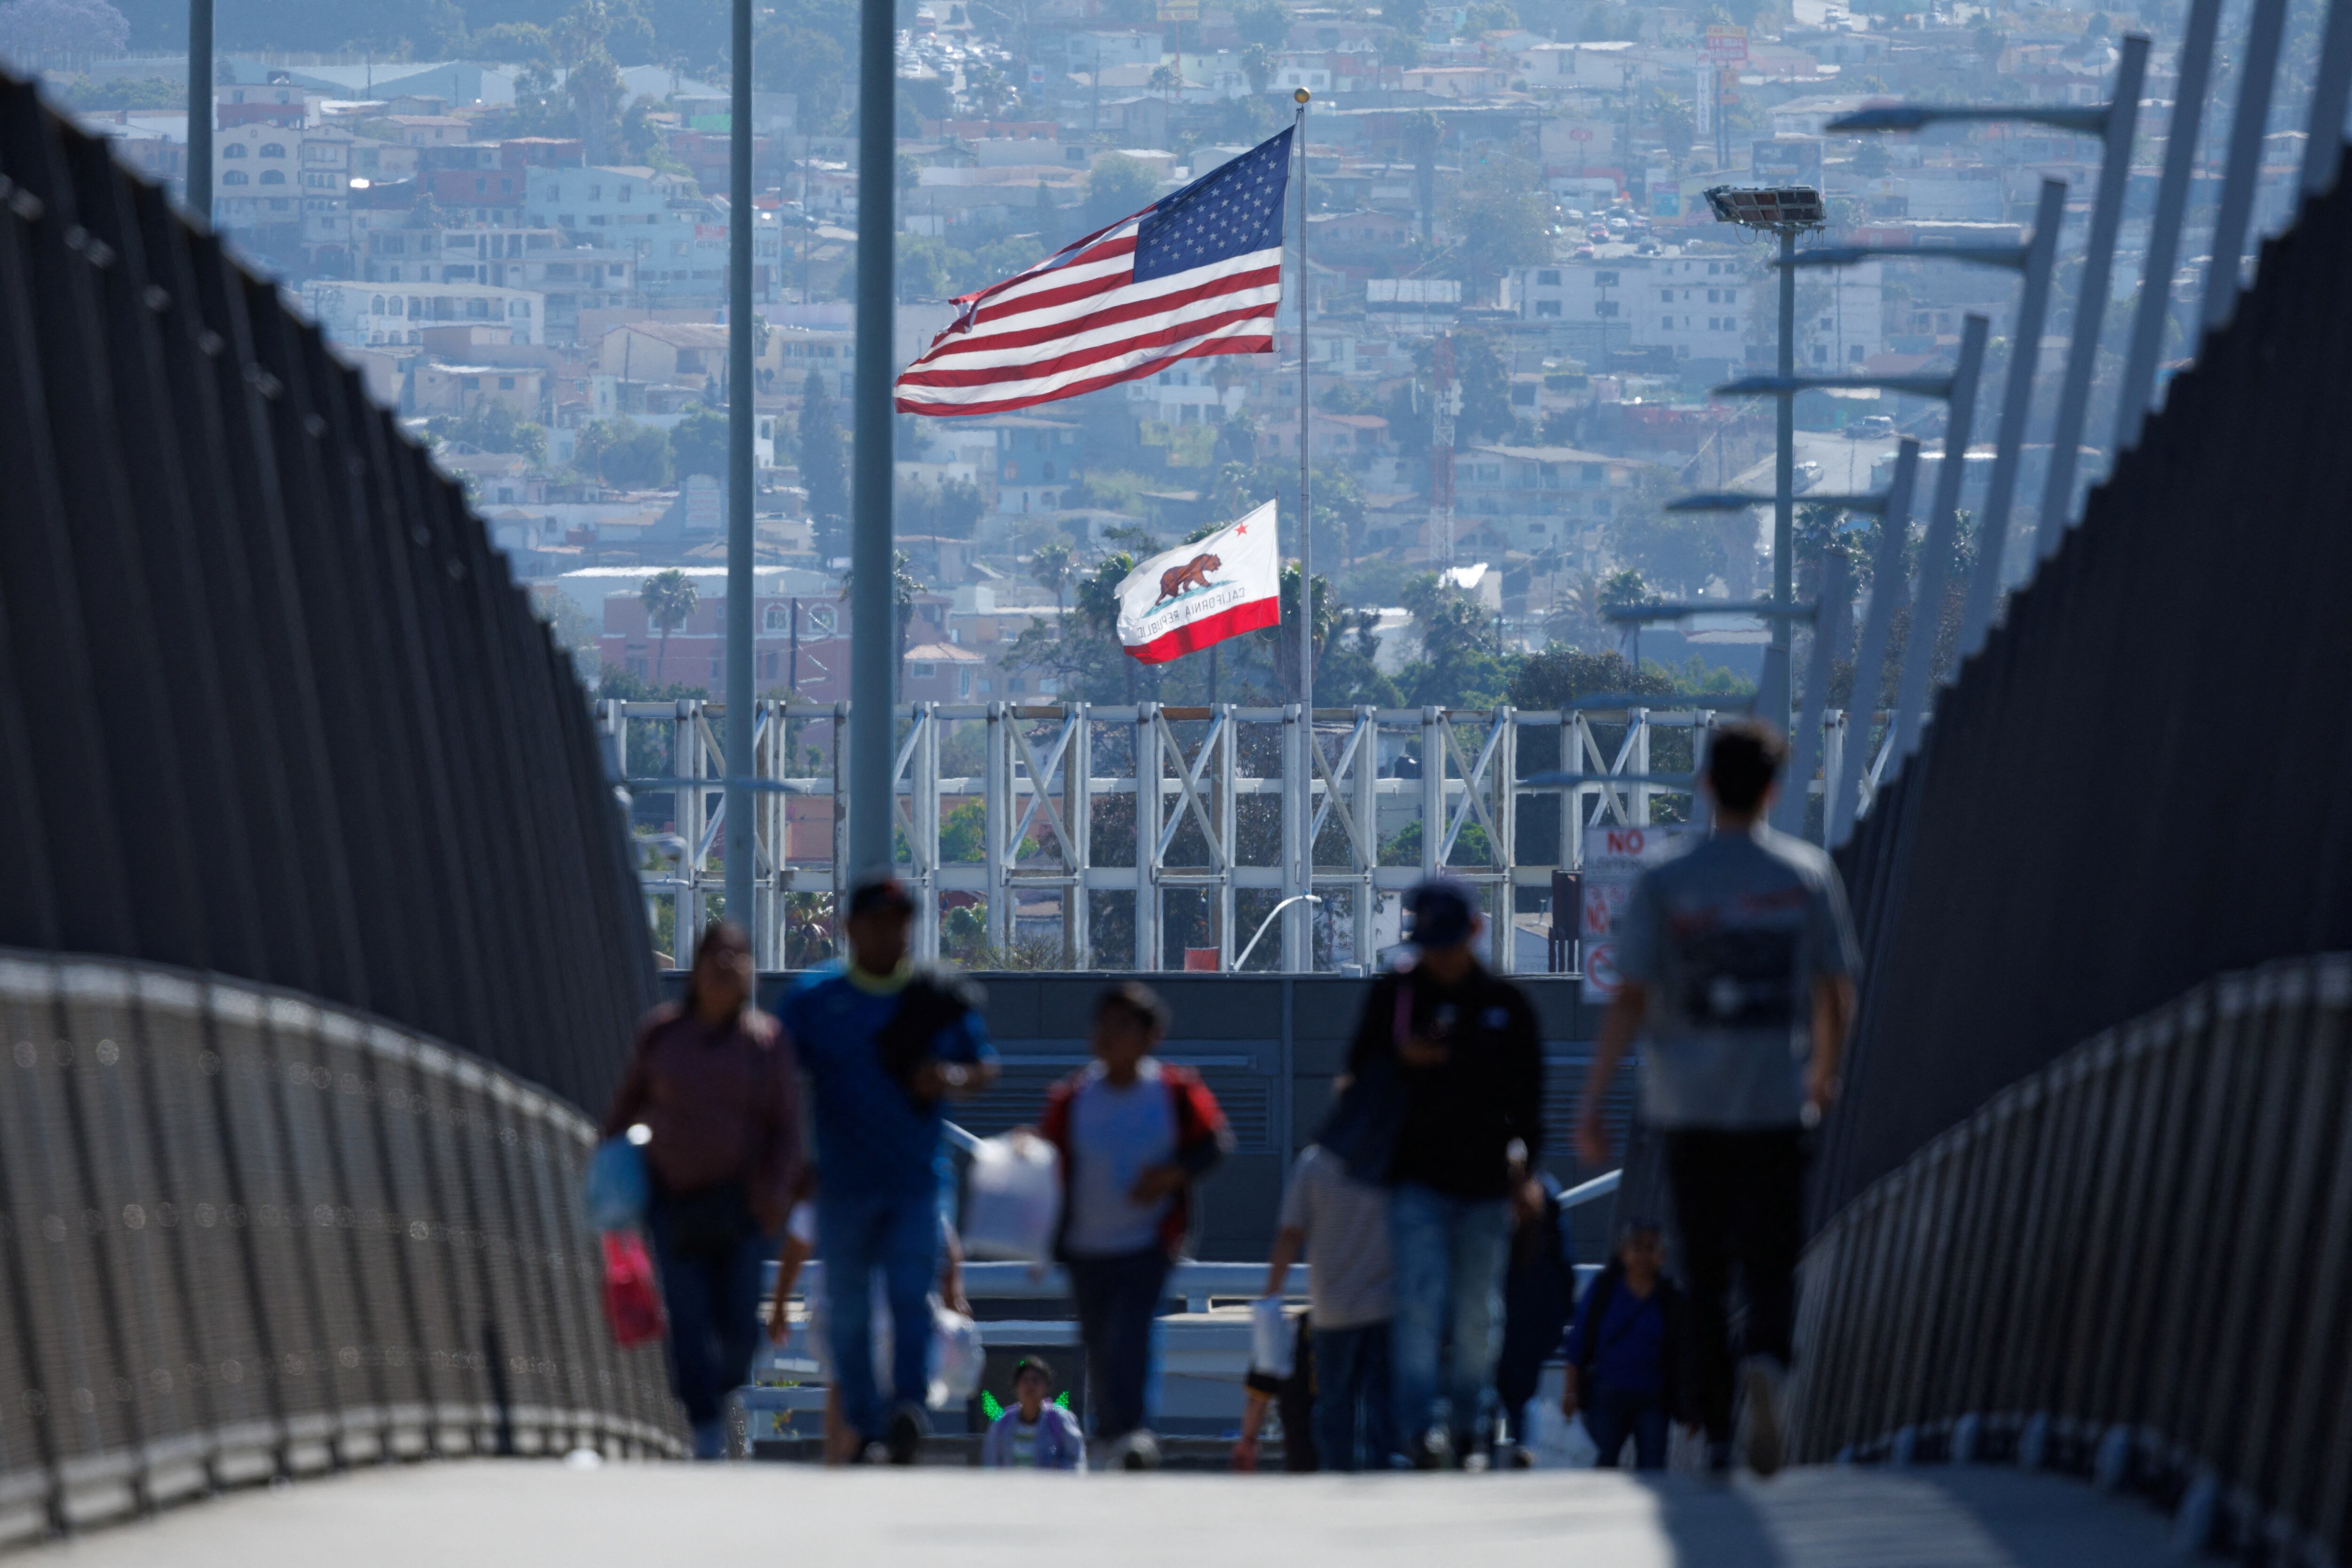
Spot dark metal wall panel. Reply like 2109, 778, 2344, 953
1817, 155, 2352, 1220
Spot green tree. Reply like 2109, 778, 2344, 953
1240, 42, 1277, 95
639, 568, 699, 683
840, 550, 925, 694
670, 405, 729, 482
799, 369, 850, 559
1444, 153, 1554, 287
1084, 153, 1161, 230
577, 416, 671, 487
1396, 572, 1512, 706
1403, 109, 1442, 243
1030, 540, 1074, 621
1385, 0, 1428, 33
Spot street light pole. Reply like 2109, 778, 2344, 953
1769, 222, 1795, 730
848, 0, 897, 880
724, 0, 756, 942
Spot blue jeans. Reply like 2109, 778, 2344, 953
646, 1198, 775, 1432
1389, 1184, 1513, 1454
816, 1187, 941, 1441
1312, 1321, 1395, 1472
1066, 1247, 1171, 1443
1584, 1381, 1669, 1470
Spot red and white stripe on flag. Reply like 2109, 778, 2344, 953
894, 129, 1291, 418
1113, 501, 1281, 665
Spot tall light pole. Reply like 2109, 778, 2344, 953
187, 0, 211, 222
723, 0, 756, 941
848, 0, 897, 881
1701, 184, 1824, 731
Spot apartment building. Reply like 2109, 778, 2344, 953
1511, 253, 1756, 363
301, 279, 548, 348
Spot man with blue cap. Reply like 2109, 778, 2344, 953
1337, 878, 1545, 1467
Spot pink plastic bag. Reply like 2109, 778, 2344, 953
602, 1231, 667, 1348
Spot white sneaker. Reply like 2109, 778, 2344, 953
1739, 1357, 1788, 1479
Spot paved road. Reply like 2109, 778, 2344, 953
30, 1460, 2180, 1568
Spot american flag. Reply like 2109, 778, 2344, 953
893, 127, 1293, 417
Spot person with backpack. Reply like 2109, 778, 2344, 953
1039, 982, 1232, 1469
780, 876, 998, 1465
1344, 878, 1547, 1469
1560, 1218, 1689, 1470
603, 921, 802, 1460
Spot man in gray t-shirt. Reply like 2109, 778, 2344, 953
1575, 719, 1859, 1480
1237, 1145, 1396, 1472
1614, 817, 1860, 1130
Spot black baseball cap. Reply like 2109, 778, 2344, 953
848, 875, 915, 919
1406, 879, 1477, 949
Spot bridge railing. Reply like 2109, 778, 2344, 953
0, 950, 682, 1546
1791, 953, 2352, 1561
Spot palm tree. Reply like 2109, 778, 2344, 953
841, 550, 924, 695
1148, 64, 1182, 104
639, 568, 698, 684
1030, 540, 1075, 627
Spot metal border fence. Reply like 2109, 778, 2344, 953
0, 67, 654, 1114
613, 699, 1903, 974
1814, 143, 2352, 1221
0, 950, 683, 1548
1789, 955, 2352, 1563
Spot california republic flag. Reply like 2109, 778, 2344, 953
1113, 500, 1281, 665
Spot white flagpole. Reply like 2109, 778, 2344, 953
1293, 88, 1313, 972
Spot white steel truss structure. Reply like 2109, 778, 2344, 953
601, 700, 1894, 972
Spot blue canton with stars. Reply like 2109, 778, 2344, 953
1131, 126, 1293, 285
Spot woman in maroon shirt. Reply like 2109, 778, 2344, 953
604, 923, 801, 1458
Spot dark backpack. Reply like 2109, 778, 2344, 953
873, 964, 982, 1109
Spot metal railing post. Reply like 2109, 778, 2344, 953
2116, 0, 2222, 454
1831, 439, 1920, 845
2300, 0, 2352, 197
2199, 0, 2289, 335
1961, 177, 2065, 647
2034, 34, 2147, 550
1775, 551, 1851, 839
1892, 314, 1989, 764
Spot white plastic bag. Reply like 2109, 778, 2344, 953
1248, 1296, 1295, 1380
1523, 1400, 1601, 1469
930, 1304, 984, 1405
961, 1131, 1063, 1262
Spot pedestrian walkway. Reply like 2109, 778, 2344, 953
28, 1461, 2178, 1567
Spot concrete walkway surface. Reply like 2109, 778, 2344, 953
28, 1459, 2182, 1568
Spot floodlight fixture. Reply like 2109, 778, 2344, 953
1703, 185, 1825, 231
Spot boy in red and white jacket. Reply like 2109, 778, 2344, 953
1037, 981, 1231, 1468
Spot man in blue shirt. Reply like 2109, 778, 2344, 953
782, 877, 997, 1463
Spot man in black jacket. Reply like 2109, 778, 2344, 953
1345, 879, 1544, 1467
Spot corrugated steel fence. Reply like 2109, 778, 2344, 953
0, 954, 682, 1544
0, 68, 654, 1114
0, 70, 678, 1539
1792, 151, 2352, 1558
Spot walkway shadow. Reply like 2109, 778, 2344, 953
1643, 1465, 2176, 1568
